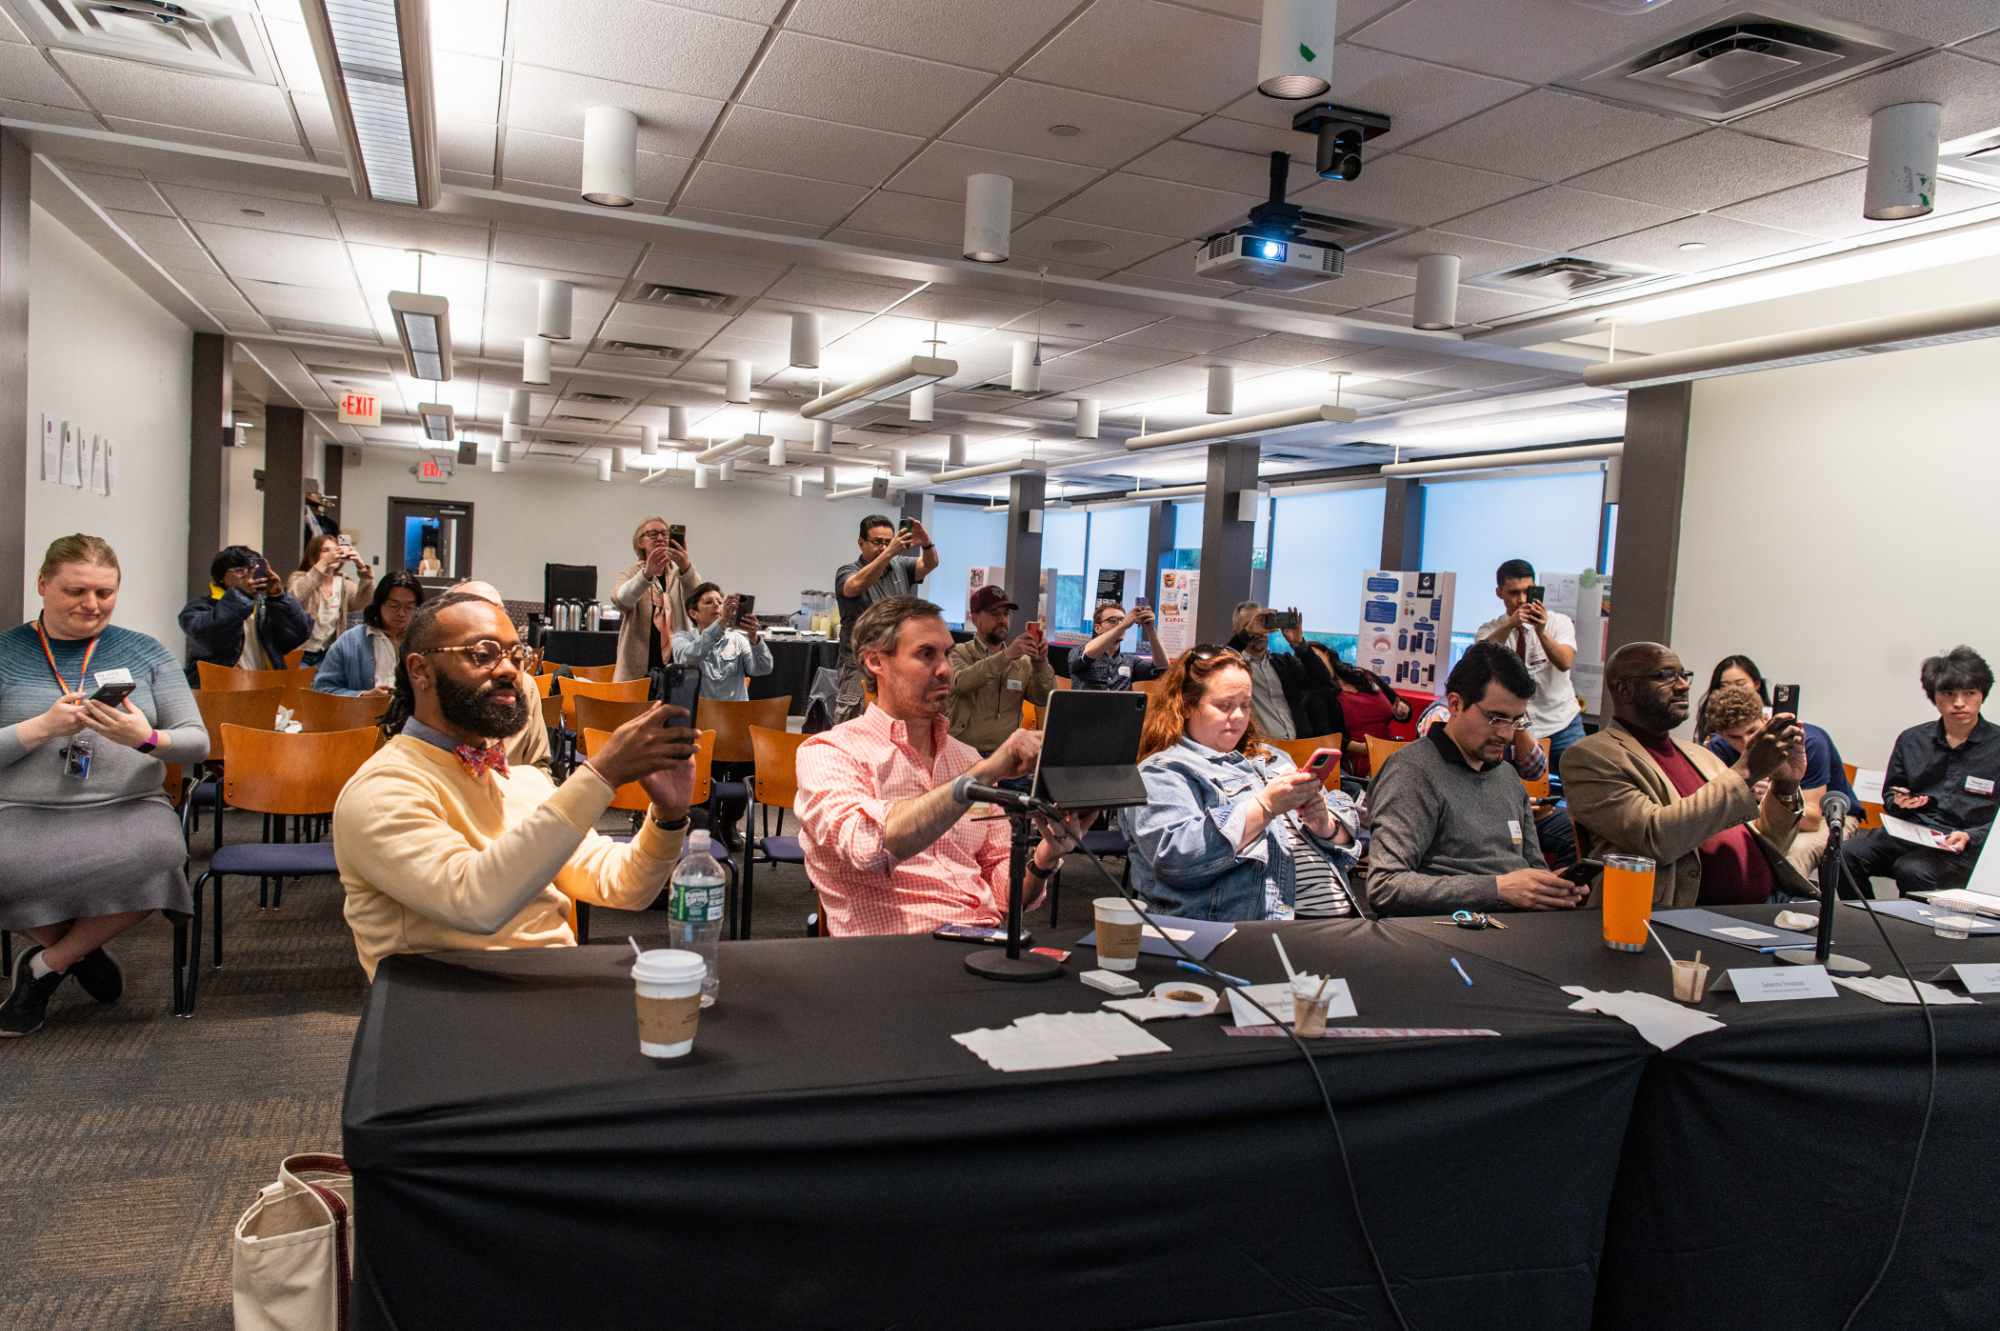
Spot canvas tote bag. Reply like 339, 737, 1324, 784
232, 1153, 354, 1331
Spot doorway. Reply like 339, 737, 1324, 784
386, 496, 474, 584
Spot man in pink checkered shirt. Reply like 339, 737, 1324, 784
796, 595, 1083, 937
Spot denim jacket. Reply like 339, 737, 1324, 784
1120, 737, 1360, 922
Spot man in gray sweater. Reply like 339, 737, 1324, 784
1366, 642, 1585, 916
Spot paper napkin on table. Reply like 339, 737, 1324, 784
1561, 986, 1725, 1051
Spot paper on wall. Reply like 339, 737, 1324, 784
41, 416, 58, 482
59, 423, 81, 487
88, 435, 107, 495
1850, 768, 1886, 806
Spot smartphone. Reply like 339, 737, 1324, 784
1027, 620, 1044, 641
898, 517, 916, 535
932, 923, 1028, 945
86, 680, 136, 708
1134, 597, 1149, 611
655, 664, 700, 720
1562, 858, 1606, 889
1303, 746, 1340, 777
1527, 585, 1545, 605
667, 522, 687, 551
1276, 610, 1302, 631
1772, 683, 1800, 720
736, 593, 755, 622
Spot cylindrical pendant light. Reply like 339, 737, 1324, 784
1010, 338, 1040, 393
581, 106, 638, 207
537, 279, 573, 340
501, 414, 521, 443
614, 448, 631, 474
1603, 457, 1622, 505
1074, 398, 1100, 439
1206, 365, 1234, 415
726, 358, 751, 404
667, 405, 689, 441
790, 474, 804, 498
523, 336, 551, 385
1257, 0, 1335, 100
890, 448, 909, 476
948, 433, 968, 466
597, 455, 612, 482
1865, 102, 1940, 221
822, 464, 837, 491
718, 460, 735, 482
1414, 254, 1461, 330
768, 437, 788, 467
909, 383, 934, 423
639, 425, 660, 457
509, 388, 531, 421
492, 446, 507, 473
812, 420, 833, 453
497, 439, 511, 463
694, 463, 709, 490
964, 173, 1014, 264
790, 312, 821, 369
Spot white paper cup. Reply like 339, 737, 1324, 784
1094, 897, 1143, 972
632, 948, 706, 1058
1671, 959, 1710, 1003
1291, 974, 1335, 1036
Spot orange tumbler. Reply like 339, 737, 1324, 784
1600, 854, 1656, 952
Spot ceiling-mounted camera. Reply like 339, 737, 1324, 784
1291, 104, 1392, 182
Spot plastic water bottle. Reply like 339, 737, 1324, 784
669, 831, 727, 1007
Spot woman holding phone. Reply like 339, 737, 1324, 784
289, 533, 374, 668
1, 535, 209, 1037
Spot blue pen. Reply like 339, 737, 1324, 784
1180, 959, 1249, 987
1450, 957, 1474, 987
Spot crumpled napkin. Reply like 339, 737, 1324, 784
273, 705, 303, 734
1561, 985, 1725, 1051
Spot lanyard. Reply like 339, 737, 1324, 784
35, 620, 98, 697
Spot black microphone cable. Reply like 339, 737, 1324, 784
1063, 832, 1415, 1331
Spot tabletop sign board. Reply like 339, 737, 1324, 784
1728, 965, 1838, 1002
1952, 964, 2000, 994
338, 391, 382, 427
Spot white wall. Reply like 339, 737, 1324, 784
21, 205, 192, 647
1672, 335, 2000, 768
226, 442, 264, 549
336, 450, 892, 612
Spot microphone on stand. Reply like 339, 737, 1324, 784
952, 775, 1045, 813
1778, 790, 1869, 974
952, 775, 1061, 982
1820, 791, 1851, 840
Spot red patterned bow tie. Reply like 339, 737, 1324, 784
452, 743, 509, 778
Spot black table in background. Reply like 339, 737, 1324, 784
538, 628, 618, 667
750, 637, 837, 714
344, 920, 1649, 1331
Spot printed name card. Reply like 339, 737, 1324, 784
1729, 965, 1838, 1003
1953, 963, 2000, 994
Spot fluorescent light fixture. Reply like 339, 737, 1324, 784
1124, 401, 1358, 452
1381, 442, 1623, 478
921, 457, 1048, 488
694, 433, 772, 465
1257, 0, 1334, 99
416, 401, 453, 441
964, 174, 1013, 263
800, 355, 957, 421
1122, 483, 1207, 502
299, 0, 439, 208
1866, 102, 1940, 221
387, 291, 450, 381
1583, 296, 2000, 388
582, 106, 637, 207
1414, 254, 1461, 330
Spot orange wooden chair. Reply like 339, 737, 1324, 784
184, 724, 377, 1014
742, 725, 810, 940
1844, 763, 1884, 830
197, 662, 304, 692
1521, 737, 1554, 801
1363, 734, 1411, 778
566, 663, 617, 684
282, 687, 389, 735
283, 647, 307, 669
574, 693, 650, 736
576, 728, 716, 942
555, 675, 648, 730
187, 687, 284, 849
700, 696, 791, 766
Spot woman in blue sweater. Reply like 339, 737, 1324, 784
312, 572, 423, 697
2, 535, 209, 1037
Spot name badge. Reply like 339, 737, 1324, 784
1966, 775, 1995, 797
1729, 965, 1838, 1003
1005, 677, 1024, 692
1117, 663, 1132, 678
93, 668, 134, 688
1507, 819, 1522, 843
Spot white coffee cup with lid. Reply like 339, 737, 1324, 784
1093, 896, 1144, 972
632, 948, 706, 1059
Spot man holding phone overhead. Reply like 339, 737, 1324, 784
177, 545, 312, 685
831, 513, 938, 724
1479, 559, 1585, 773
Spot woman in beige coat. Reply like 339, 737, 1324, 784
612, 515, 701, 683
289, 533, 374, 667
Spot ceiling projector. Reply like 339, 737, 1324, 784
1195, 118, 1390, 293
1197, 231, 1343, 290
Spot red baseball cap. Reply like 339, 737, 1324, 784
968, 585, 1018, 615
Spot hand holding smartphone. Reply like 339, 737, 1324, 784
86, 680, 136, 708
1772, 683, 1800, 720
1302, 746, 1340, 778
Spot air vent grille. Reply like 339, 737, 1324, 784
601, 339, 691, 359
622, 282, 736, 312
964, 381, 1045, 398
8, 0, 275, 81
566, 391, 628, 404
1468, 256, 1666, 300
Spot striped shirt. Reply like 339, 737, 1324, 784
1287, 824, 1356, 918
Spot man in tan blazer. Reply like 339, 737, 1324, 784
1561, 642, 1813, 908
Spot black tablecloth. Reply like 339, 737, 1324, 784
344, 920, 1649, 1330
538, 628, 619, 667
750, 637, 837, 714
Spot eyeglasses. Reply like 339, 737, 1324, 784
1645, 668, 1695, 685
1469, 702, 1530, 732
638, 529, 670, 544
426, 640, 534, 671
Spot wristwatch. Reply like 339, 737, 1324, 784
136, 729, 159, 755
1770, 785, 1805, 819
1026, 856, 1062, 881
650, 809, 692, 833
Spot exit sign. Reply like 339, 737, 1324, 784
415, 456, 454, 484
338, 391, 381, 426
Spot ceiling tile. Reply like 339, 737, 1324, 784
945, 80, 1199, 167
679, 161, 870, 226
492, 228, 646, 278
1799, 0, 2000, 44
1959, 31, 2000, 64
1025, 300, 1164, 342
499, 128, 691, 203
435, 52, 502, 124
601, 304, 735, 341
171, 271, 252, 309
101, 118, 308, 159
1215, 46, 1530, 154
763, 270, 924, 312
1400, 358, 1555, 389
671, 205, 828, 239
1054, 172, 1260, 237
431, 0, 508, 57
509, 0, 766, 99
54, 52, 297, 138
842, 190, 1011, 245
1402, 89, 1702, 183
1111, 317, 1265, 354
705, 106, 924, 187
504, 64, 724, 157
239, 279, 373, 324
160, 184, 339, 237
1733, 53, 2000, 159
0, 5, 25, 40
65, 171, 172, 215
335, 208, 491, 258
631, 251, 784, 295
214, 311, 274, 335
144, 242, 225, 276
1127, 139, 1315, 196
887, 142, 1102, 212
442, 167, 497, 190
0, 45, 87, 110
1577, 213, 1821, 273
1011, 216, 1182, 270
1567, 130, 1856, 213
1349, 0, 1740, 85
739, 33, 993, 136
1368, 287, 1559, 328
1350, 228, 1551, 280
262, 18, 323, 89
291, 96, 344, 157
1017, 0, 1255, 113
1230, 265, 1417, 310
1716, 169, 2000, 239
1291, 154, 1537, 227
103, 209, 197, 250
1445, 186, 1686, 251
788, 0, 1079, 72
440, 120, 497, 176
893, 287, 1041, 327
0, 99, 97, 127
1221, 332, 1371, 366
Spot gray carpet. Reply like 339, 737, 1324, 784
0, 805, 1082, 1330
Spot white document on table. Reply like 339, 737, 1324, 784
1880, 813, 1951, 850
1225, 979, 1357, 1027
1833, 976, 1977, 1006
1561, 986, 1725, 1051
1713, 925, 1780, 941
1139, 924, 1195, 942
952, 1023, 1116, 1073
1016, 1011, 1171, 1058
1102, 996, 1202, 1022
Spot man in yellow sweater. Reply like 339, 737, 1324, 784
334, 593, 694, 979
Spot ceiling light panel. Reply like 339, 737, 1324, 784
300, 0, 441, 208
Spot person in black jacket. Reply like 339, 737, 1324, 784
1227, 605, 1347, 738
178, 545, 313, 685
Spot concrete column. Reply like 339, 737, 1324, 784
1194, 440, 1258, 643
1607, 382, 1692, 653
262, 403, 306, 567
1143, 500, 1173, 608
322, 441, 345, 529
187, 332, 233, 598
1379, 477, 1424, 571
0, 130, 27, 624
1002, 471, 1045, 627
